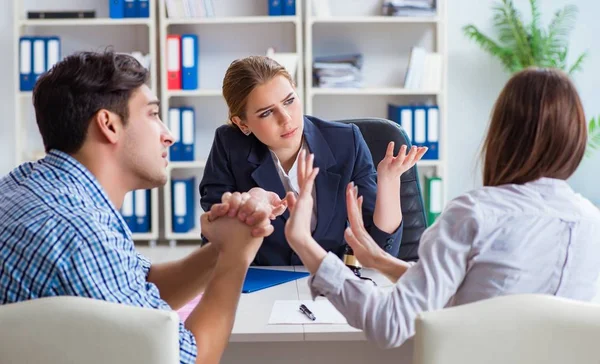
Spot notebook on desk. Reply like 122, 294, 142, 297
242, 268, 310, 293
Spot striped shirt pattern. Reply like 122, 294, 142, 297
0, 150, 196, 363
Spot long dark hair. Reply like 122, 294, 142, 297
482, 67, 587, 186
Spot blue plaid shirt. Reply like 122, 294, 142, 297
0, 150, 197, 363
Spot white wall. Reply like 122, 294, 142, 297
447, 0, 600, 204
1, 0, 598, 205
0, 0, 15, 170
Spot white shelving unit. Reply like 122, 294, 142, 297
305, 0, 448, 204
158, 0, 304, 244
14, 0, 160, 243
13, 0, 446, 245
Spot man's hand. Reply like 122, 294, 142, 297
205, 191, 275, 238
201, 194, 274, 265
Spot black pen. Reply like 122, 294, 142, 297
299, 304, 316, 321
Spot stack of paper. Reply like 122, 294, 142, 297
382, 0, 436, 17
313, 54, 363, 88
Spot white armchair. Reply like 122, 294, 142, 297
0, 296, 180, 364
413, 294, 600, 364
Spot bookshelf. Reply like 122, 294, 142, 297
158, 0, 304, 245
13, 0, 446, 246
14, 0, 160, 244
305, 0, 448, 206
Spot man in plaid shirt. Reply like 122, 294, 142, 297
0, 50, 280, 364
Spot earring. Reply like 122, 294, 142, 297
242, 129, 251, 136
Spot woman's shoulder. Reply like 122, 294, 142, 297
305, 115, 356, 133
215, 124, 245, 140
304, 115, 360, 152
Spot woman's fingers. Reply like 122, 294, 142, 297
298, 149, 306, 186
385, 141, 395, 158
285, 191, 297, 213
208, 202, 229, 222
227, 192, 243, 217
346, 183, 363, 231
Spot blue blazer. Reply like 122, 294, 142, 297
199, 116, 403, 266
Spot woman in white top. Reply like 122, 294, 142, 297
282, 67, 600, 349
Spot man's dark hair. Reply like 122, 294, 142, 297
32, 50, 149, 154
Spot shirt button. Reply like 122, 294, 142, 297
384, 244, 392, 251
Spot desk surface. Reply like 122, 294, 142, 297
137, 247, 392, 343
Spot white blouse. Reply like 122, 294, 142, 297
309, 178, 600, 349
269, 140, 317, 232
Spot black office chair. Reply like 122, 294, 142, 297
335, 118, 428, 261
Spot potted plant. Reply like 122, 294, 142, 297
463, 0, 598, 156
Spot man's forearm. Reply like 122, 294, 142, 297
185, 255, 251, 364
147, 243, 218, 310
373, 178, 402, 234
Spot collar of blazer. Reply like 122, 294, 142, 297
247, 116, 342, 234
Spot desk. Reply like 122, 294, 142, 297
137, 247, 413, 364
223, 265, 413, 364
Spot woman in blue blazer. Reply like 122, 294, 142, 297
199, 56, 427, 266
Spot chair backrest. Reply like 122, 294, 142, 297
0, 296, 180, 364
413, 294, 600, 364
335, 118, 427, 261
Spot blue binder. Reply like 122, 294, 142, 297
121, 191, 136, 232
19, 37, 33, 91
45, 37, 61, 72
134, 189, 150, 233
387, 103, 414, 144
181, 34, 198, 90
412, 106, 427, 150
283, 0, 296, 15
168, 108, 182, 161
242, 268, 309, 293
180, 107, 195, 161
32, 37, 46, 85
109, 0, 125, 18
172, 178, 195, 233
124, 0, 137, 17
424, 105, 439, 160
137, 0, 150, 18
185, 178, 195, 231
268, 0, 283, 15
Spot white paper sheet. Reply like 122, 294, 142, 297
268, 299, 348, 325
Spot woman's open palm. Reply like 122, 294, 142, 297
284, 150, 319, 248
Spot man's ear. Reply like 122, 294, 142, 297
94, 109, 123, 144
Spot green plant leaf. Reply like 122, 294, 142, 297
568, 51, 587, 75
463, 1, 584, 75
545, 5, 578, 65
463, 25, 518, 72
587, 116, 600, 158
528, 0, 544, 65
493, 0, 533, 68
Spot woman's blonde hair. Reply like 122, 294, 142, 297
222, 55, 294, 125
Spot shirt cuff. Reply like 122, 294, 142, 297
308, 252, 359, 300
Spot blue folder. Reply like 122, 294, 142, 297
242, 268, 309, 293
